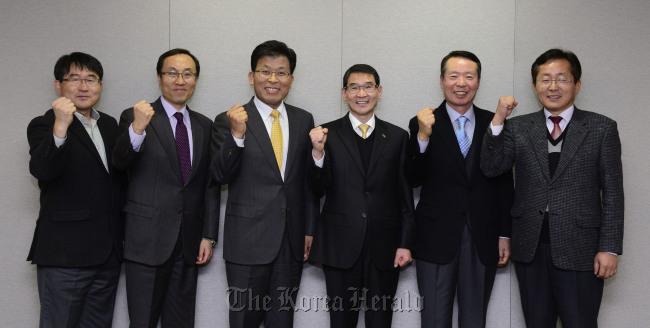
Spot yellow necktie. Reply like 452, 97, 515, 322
270, 110, 283, 171
359, 124, 370, 139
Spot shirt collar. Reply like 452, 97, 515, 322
446, 103, 475, 123
74, 108, 100, 123
348, 112, 376, 130
160, 96, 189, 119
254, 96, 286, 118
544, 105, 574, 122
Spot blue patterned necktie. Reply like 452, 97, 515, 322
456, 115, 470, 158
173, 112, 191, 183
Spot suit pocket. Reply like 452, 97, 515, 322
226, 202, 256, 219
52, 209, 91, 222
323, 211, 347, 226
124, 200, 156, 219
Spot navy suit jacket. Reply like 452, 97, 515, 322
408, 101, 513, 266
27, 109, 124, 267
308, 114, 415, 271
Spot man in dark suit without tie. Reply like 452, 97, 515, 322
27, 52, 124, 328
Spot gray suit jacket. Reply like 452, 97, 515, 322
113, 98, 218, 266
481, 108, 624, 271
211, 97, 318, 265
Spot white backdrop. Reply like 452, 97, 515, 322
2, 0, 649, 327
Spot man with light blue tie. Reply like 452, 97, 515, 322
407, 51, 514, 328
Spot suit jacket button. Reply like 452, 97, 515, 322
460, 210, 466, 216
178, 210, 183, 214
364, 191, 370, 197
362, 213, 367, 218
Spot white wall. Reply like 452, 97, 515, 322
2, 0, 649, 326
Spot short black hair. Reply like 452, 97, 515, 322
343, 64, 380, 87
54, 52, 103, 81
440, 50, 482, 80
156, 48, 200, 77
250, 40, 297, 74
531, 48, 581, 85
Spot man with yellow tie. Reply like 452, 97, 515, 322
210, 40, 318, 328
308, 64, 415, 327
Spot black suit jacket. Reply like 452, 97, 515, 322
481, 108, 624, 270
27, 109, 124, 267
113, 98, 218, 266
211, 98, 318, 265
308, 114, 415, 271
408, 101, 513, 266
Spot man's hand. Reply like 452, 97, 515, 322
132, 100, 154, 135
304, 235, 313, 262
394, 248, 412, 268
227, 104, 247, 139
498, 238, 511, 267
416, 107, 436, 141
196, 239, 214, 265
594, 252, 618, 279
492, 96, 518, 126
52, 97, 76, 139
309, 126, 328, 160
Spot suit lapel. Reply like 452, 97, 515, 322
337, 115, 365, 175
149, 99, 183, 183
284, 105, 299, 179
525, 110, 551, 182
68, 115, 107, 172
96, 112, 116, 174
244, 99, 283, 180
433, 103, 468, 178
186, 108, 204, 185
467, 108, 489, 180
366, 118, 389, 177
551, 108, 588, 183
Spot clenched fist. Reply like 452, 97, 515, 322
309, 126, 328, 160
227, 104, 248, 139
416, 107, 436, 141
52, 97, 77, 138
132, 100, 154, 135
492, 96, 518, 126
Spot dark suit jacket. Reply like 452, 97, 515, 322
408, 101, 513, 266
27, 109, 124, 267
308, 114, 415, 271
211, 97, 318, 265
481, 108, 624, 271
113, 98, 218, 266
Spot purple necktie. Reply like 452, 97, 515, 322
550, 116, 563, 140
174, 112, 191, 183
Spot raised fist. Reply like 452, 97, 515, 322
227, 104, 248, 139
132, 100, 155, 135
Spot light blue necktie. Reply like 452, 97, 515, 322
456, 116, 470, 157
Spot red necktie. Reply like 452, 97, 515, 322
550, 116, 562, 140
